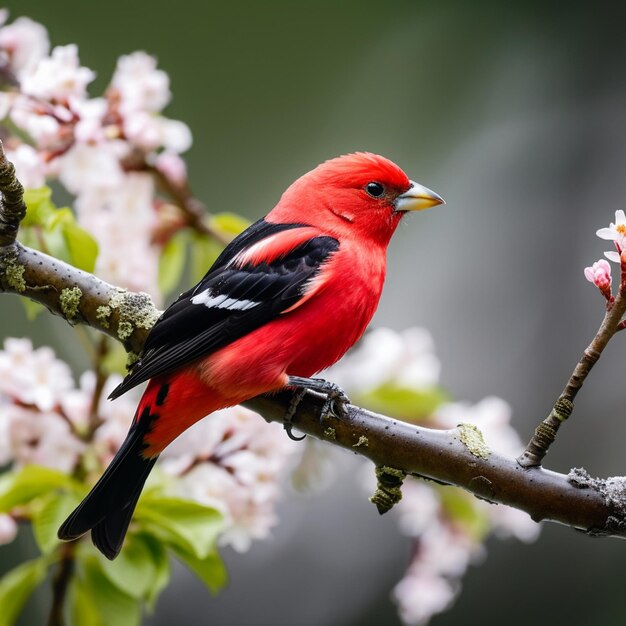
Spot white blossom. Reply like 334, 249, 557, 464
0, 338, 74, 412
162, 406, 297, 552
290, 438, 337, 493
10, 96, 62, 149
8, 405, 85, 473
111, 51, 171, 114
21, 44, 95, 101
0, 515, 17, 545
326, 327, 440, 394
6, 143, 46, 188
58, 141, 126, 194
596, 209, 626, 262
0, 16, 49, 78
394, 570, 457, 626
71, 96, 108, 143
434, 397, 522, 457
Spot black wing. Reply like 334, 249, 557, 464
109, 220, 338, 399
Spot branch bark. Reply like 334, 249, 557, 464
1, 143, 625, 539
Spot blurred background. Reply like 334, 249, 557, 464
3, 1, 626, 624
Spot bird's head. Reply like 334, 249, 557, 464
271, 152, 444, 244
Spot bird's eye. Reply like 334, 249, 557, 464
365, 182, 385, 198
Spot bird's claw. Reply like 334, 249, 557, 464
286, 376, 350, 426
284, 387, 307, 441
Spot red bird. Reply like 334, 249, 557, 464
58, 152, 443, 559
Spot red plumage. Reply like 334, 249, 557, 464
58, 152, 443, 558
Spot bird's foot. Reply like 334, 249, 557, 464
283, 387, 307, 441
287, 376, 350, 422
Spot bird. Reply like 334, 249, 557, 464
57, 152, 444, 559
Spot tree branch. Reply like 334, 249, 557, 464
1, 142, 625, 539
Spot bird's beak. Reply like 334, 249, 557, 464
395, 180, 445, 212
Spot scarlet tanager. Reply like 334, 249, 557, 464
58, 152, 444, 559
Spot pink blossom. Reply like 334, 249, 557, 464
21, 44, 95, 101
0, 16, 49, 78
584, 259, 612, 299
0, 515, 17, 546
155, 150, 188, 187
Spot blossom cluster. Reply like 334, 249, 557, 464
0, 338, 296, 553
0, 12, 192, 299
326, 328, 540, 626
584, 209, 626, 301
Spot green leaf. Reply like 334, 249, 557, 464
0, 465, 84, 513
63, 223, 99, 272
135, 496, 223, 559
0, 558, 47, 626
32, 491, 82, 555
97, 534, 156, 600
209, 212, 250, 238
44, 206, 74, 230
41, 222, 71, 264
22, 187, 55, 227
357, 384, 448, 423
171, 544, 227, 594
69, 575, 102, 626
21, 298, 44, 321
77, 558, 141, 626
190, 232, 222, 284
140, 534, 171, 611
437, 486, 490, 541
101, 341, 132, 377
158, 230, 188, 295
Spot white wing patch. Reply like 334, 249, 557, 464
190, 289, 260, 311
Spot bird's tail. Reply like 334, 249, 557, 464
57, 409, 158, 560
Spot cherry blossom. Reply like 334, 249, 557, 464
0, 338, 74, 412
597, 209, 626, 262
110, 51, 171, 114
5, 143, 46, 188
0, 514, 17, 546
0, 15, 49, 78
584, 259, 612, 300
325, 326, 441, 394
161, 407, 297, 552
21, 44, 95, 101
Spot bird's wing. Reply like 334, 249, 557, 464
109, 219, 339, 399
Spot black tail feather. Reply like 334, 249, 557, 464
58, 423, 158, 560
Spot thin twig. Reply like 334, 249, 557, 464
47, 541, 75, 626
518, 279, 626, 467
87, 334, 110, 435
